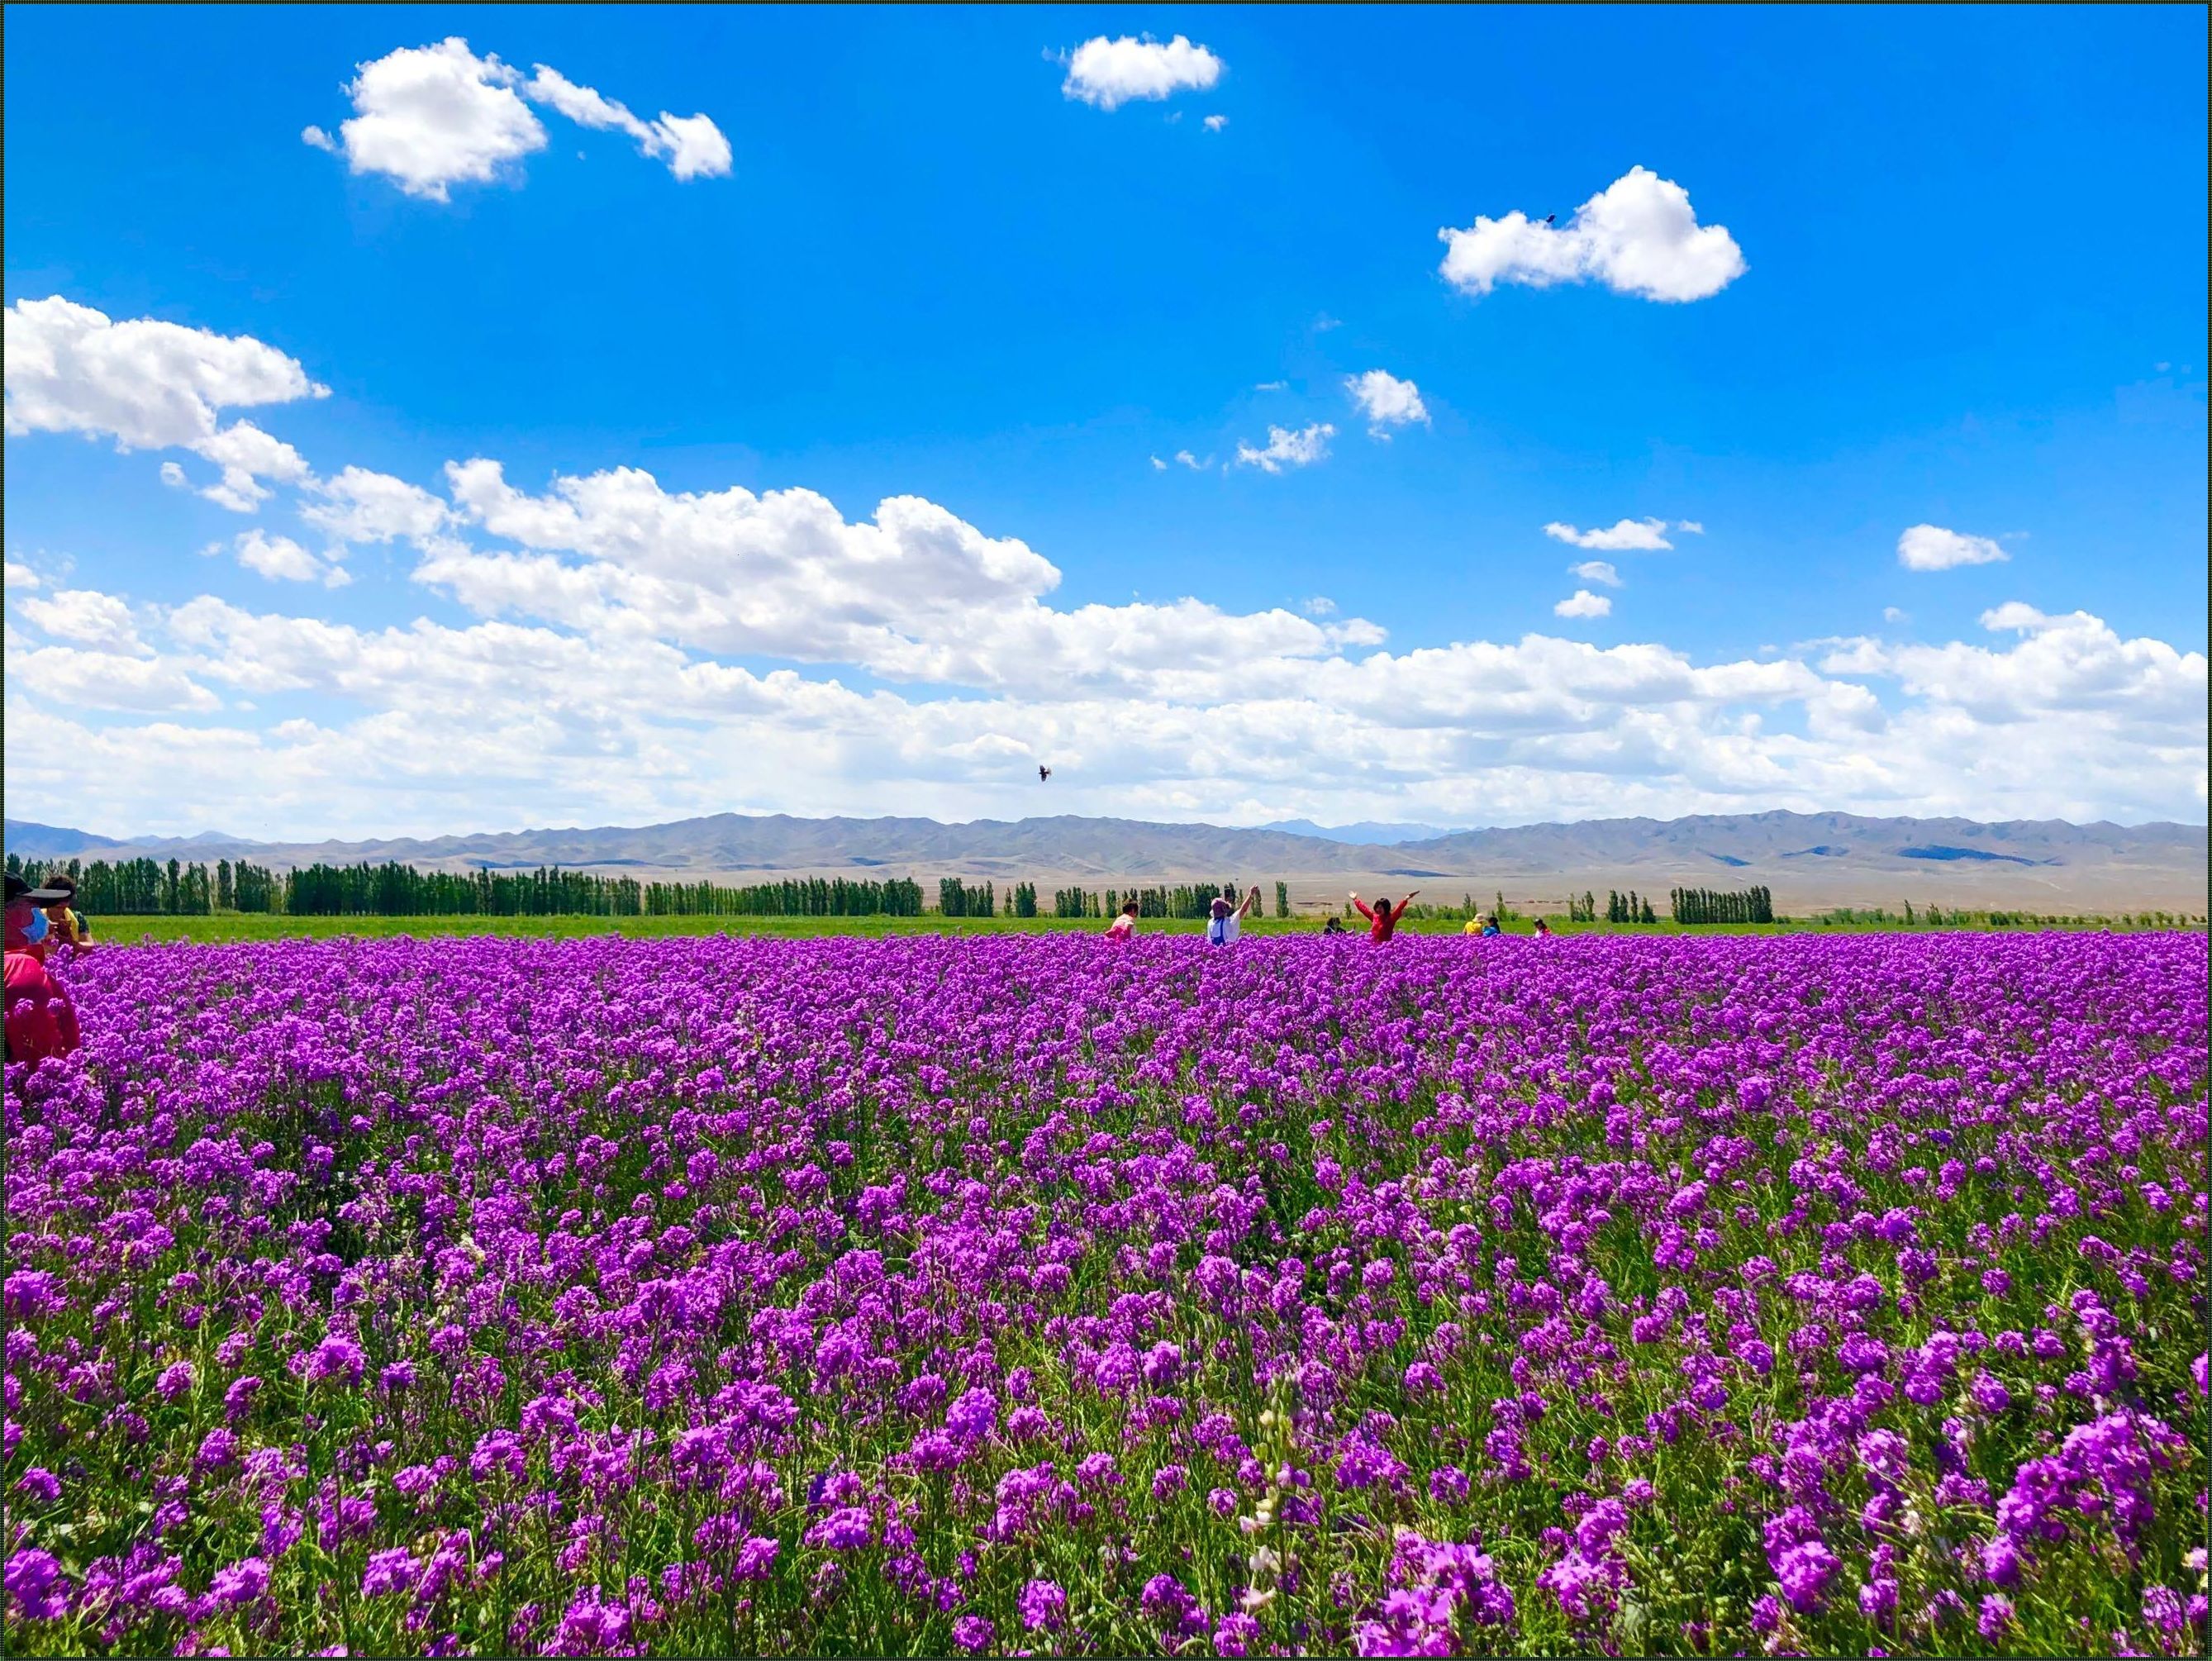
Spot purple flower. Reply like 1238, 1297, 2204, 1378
1018, 1578, 1068, 1632
5, 1549, 69, 1621
952, 1615, 995, 1653
208, 1556, 272, 1606
1214, 1611, 1261, 1656
803, 1506, 873, 1552
1773, 1540, 1839, 1613
1978, 1593, 2015, 1640
361, 1549, 420, 1599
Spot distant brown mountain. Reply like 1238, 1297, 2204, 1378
7, 810, 2205, 911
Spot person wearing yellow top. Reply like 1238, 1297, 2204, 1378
40, 873, 93, 953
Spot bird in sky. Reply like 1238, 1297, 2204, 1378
1038, 765, 1052, 783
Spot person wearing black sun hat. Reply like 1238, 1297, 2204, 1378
6, 872, 83, 1065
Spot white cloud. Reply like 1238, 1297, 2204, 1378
1554, 589, 1613, 620
1883, 606, 1908, 625
2, 561, 40, 592
1568, 560, 1621, 588
159, 460, 188, 488
1254, 380, 1287, 392
1203, 115, 1228, 132
18, 588, 145, 653
231, 529, 349, 588
313, 39, 546, 201
302, 466, 453, 545
193, 421, 313, 512
1897, 523, 2009, 571
1676, 521, 1705, 535
1439, 166, 1745, 302
1544, 516, 1674, 551
8, 647, 222, 714
1173, 450, 1206, 469
1234, 422, 1334, 474
1150, 455, 1168, 471
1060, 35, 1224, 111
524, 65, 730, 181
1344, 369, 1429, 436
5, 295, 327, 453
307, 41, 730, 198
1302, 597, 1337, 617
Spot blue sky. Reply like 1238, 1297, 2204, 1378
4, 7, 2205, 838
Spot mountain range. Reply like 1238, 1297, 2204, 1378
7, 810, 2205, 910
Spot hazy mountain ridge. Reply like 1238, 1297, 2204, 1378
8, 809, 2203, 892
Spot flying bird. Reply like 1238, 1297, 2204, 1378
1038, 765, 1053, 783
1543, 213, 1556, 225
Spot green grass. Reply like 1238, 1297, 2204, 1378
88, 911, 2188, 945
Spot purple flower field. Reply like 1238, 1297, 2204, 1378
4, 932, 2206, 1656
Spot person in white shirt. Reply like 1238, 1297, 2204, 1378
1206, 885, 1263, 946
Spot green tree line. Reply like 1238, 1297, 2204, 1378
5, 853, 926, 918
1670, 884, 1776, 925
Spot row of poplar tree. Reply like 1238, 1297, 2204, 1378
1669, 885, 1777, 925
4, 854, 927, 918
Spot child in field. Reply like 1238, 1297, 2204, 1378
40, 873, 92, 954
1107, 900, 1139, 940
1349, 890, 1418, 942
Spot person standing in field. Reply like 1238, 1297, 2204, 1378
40, 872, 93, 954
1206, 884, 1263, 946
1107, 900, 1139, 940
6, 873, 82, 1066
1349, 889, 1418, 942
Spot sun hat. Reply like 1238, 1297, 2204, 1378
5, 873, 71, 906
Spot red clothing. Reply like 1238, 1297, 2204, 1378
5, 950, 80, 1066
1352, 898, 1403, 942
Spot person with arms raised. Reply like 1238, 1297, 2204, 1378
1348, 889, 1418, 943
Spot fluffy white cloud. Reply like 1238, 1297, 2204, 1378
1544, 517, 1676, 551
230, 529, 350, 588
1345, 369, 1429, 436
1060, 35, 1223, 110
1898, 523, 2009, 571
1234, 422, 1333, 474
7, 645, 220, 713
4, 561, 41, 592
1440, 166, 1745, 302
5, 296, 327, 457
17, 588, 145, 653
193, 421, 313, 512
1554, 589, 1613, 620
524, 65, 730, 180
1203, 114, 1228, 132
12, 573, 2200, 836
1883, 606, 1908, 625
1568, 560, 1621, 588
307, 41, 731, 197
421, 458, 1384, 699
301, 466, 453, 544
313, 39, 545, 200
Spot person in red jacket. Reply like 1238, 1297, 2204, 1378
1348, 889, 1419, 942
6, 873, 82, 1066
